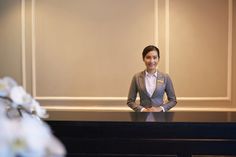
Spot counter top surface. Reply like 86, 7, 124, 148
46, 111, 236, 123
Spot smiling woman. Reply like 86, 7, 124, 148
127, 45, 177, 112
0, 0, 235, 112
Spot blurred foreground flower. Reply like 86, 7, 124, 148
0, 77, 66, 157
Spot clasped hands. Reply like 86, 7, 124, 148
142, 106, 163, 112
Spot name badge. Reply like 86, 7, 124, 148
157, 80, 164, 84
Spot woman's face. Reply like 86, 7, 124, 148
143, 50, 159, 71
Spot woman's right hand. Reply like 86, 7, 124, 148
142, 107, 163, 112
141, 108, 149, 112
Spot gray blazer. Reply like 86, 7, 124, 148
127, 70, 177, 112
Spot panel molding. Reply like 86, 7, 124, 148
21, 0, 26, 88
28, 0, 232, 102
165, 0, 170, 74
166, 0, 232, 101
36, 96, 229, 101
227, 0, 233, 100
154, 0, 159, 46
32, 0, 36, 97
45, 105, 236, 112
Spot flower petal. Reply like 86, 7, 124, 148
10, 86, 32, 105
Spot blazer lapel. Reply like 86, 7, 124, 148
151, 70, 162, 98
138, 71, 149, 97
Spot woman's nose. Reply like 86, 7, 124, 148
150, 58, 155, 62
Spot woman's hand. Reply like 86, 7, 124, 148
143, 107, 163, 112
142, 108, 149, 112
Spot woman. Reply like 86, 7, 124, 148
127, 45, 177, 112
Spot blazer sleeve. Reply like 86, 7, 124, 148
127, 75, 143, 112
162, 74, 177, 111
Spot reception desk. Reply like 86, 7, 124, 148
46, 112, 236, 157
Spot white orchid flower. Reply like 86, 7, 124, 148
0, 76, 66, 157
0, 144, 15, 157
0, 77, 17, 97
19, 116, 65, 157
18, 99, 48, 118
0, 115, 66, 157
0, 118, 43, 157
10, 86, 32, 106
46, 135, 66, 156
0, 79, 9, 97
19, 117, 51, 156
0, 117, 23, 157
32, 99, 48, 118
0, 105, 6, 118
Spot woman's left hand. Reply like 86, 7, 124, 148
147, 107, 163, 112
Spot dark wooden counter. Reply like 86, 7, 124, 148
46, 112, 236, 157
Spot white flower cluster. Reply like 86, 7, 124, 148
0, 77, 66, 157
0, 77, 47, 118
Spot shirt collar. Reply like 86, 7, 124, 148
145, 70, 157, 77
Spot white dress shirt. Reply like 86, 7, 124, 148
145, 71, 157, 97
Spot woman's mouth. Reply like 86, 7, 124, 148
148, 63, 156, 67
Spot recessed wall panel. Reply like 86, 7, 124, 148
35, 0, 155, 97
169, 0, 228, 97
0, 0, 22, 84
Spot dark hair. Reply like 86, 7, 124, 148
142, 45, 160, 60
